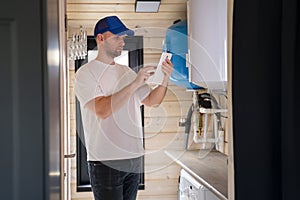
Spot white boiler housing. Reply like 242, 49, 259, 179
187, 0, 228, 91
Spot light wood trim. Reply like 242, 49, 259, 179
227, 0, 235, 199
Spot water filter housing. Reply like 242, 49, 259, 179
165, 20, 201, 89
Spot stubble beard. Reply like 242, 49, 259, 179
110, 49, 122, 58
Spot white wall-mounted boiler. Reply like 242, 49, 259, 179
187, 0, 228, 91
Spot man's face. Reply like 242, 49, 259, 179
102, 32, 126, 58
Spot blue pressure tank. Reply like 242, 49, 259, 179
164, 20, 201, 89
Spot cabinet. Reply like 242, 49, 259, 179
187, 0, 228, 91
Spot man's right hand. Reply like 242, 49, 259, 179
134, 66, 156, 87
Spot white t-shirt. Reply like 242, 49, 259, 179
74, 60, 150, 161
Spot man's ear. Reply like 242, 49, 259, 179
96, 34, 104, 43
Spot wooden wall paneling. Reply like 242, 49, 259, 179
67, 0, 187, 4
67, 12, 187, 20
68, 73, 190, 199
67, 3, 186, 12
144, 101, 192, 118
137, 195, 178, 200
137, 178, 179, 197
67, 20, 181, 33
144, 53, 161, 64
144, 116, 183, 134
67, 0, 190, 199
144, 164, 181, 180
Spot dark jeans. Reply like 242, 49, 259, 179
87, 156, 142, 200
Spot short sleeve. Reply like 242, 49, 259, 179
135, 84, 151, 104
74, 67, 104, 107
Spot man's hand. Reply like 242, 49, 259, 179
134, 66, 156, 87
161, 57, 174, 86
141, 57, 174, 107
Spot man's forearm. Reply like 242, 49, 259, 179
93, 82, 139, 119
143, 84, 168, 107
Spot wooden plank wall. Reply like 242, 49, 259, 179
69, 72, 197, 200
69, 77, 199, 199
67, 0, 191, 199
67, 0, 187, 55
67, 0, 230, 199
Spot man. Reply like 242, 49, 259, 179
74, 15, 173, 200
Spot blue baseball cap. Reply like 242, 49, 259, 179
94, 16, 134, 38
